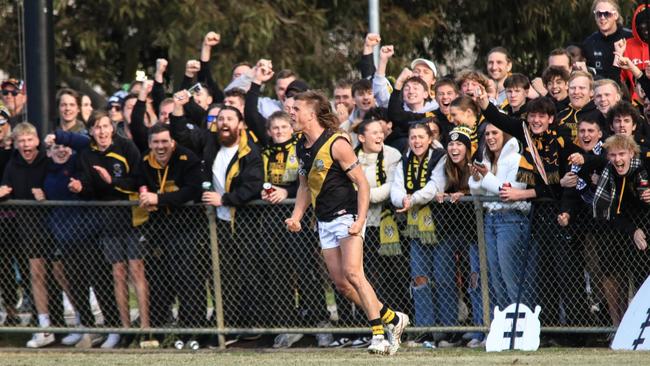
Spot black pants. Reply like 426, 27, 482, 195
146, 214, 209, 328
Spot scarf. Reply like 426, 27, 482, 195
403, 149, 436, 244
517, 122, 562, 189
573, 141, 602, 195
593, 157, 643, 220
355, 146, 401, 255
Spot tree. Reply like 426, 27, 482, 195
0, 0, 642, 103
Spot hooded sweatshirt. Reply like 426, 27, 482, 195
623, 4, 650, 101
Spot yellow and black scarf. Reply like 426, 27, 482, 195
403, 149, 436, 244
356, 146, 401, 256
517, 124, 562, 188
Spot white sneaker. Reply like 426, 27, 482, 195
26, 332, 55, 348
273, 333, 304, 348
386, 311, 409, 355
438, 339, 461, 348
367, 335, 390, 355
61, 333, 83, 346
350, 336, 371, 348
466, 338, 483, 348
75, 333, 105, 348
100, 333, 121, 349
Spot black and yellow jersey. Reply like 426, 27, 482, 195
297, 129, 357, 222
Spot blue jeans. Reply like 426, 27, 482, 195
484, 210, 532, 310
410, 238, 457, 327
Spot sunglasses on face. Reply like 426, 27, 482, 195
1, 90, 18, 96
593, 10, 616, 19
206, 115, 218, 123
110, 105, 122, 111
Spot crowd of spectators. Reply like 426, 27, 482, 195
0, 0, 649, 351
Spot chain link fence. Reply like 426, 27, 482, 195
0, 197, 648, 347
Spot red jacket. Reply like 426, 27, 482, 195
623, 4, 650, 101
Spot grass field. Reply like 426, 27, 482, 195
0, 348, 646, 366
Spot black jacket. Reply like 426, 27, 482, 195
582, 26, 632, 82
205, 131, 264, 207
136, 144, 202, 207
75, 136, 141, 200
1, 148, 48, 200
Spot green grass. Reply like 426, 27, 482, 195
0, 348, 645, 366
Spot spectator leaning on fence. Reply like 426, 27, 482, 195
432, 126, 484, 348
469, 123, 532, 312
390, 122, 447, 345
135, 123, 204, 344
202, 106, 264, 330
286, 90, 409, 356
586, 134, 650, 326
44, 129, 107, 348
68, 111, 145, 348
0, 123, 52, 347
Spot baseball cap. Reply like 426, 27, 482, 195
0, 106, 9, 125
1, 78, 24, 91
285, 80, 310, 99
410, 58, 438, 78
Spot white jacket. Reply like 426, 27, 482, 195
468, 138, 531, 212
359, 145, 402, 227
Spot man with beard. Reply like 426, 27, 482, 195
202, 106, 264, 333
136, 123, 204, 345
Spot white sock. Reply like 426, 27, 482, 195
74, 312, 81, 326
37, 314, 50, 328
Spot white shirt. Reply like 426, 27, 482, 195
359, 145, 402, 227
212, 144, 239, 221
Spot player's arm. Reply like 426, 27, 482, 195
286, 174, 310, 232
332, 138, 369, 235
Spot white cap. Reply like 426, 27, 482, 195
410, 58, 438, 78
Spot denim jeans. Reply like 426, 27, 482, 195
484, 210, 532, 310
410, 238, 457, 327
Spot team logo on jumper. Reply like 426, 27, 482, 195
315, 159, 325, 171
113, 163, 123, 178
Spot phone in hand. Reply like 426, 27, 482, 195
187, 83, 202, 95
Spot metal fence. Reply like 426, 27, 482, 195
0, 197, 648, 348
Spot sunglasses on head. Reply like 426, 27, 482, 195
1, 90, 18, 96
110, 104, 122, 111
593, 10, 616, 19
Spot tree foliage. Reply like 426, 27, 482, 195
0, 0, 642, 97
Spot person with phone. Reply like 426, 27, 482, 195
468, 123, 532, 313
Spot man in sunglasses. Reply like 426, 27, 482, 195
582, 1, 631, 82
1, 78, 26, 126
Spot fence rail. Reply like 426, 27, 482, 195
0, 197, 646, 348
